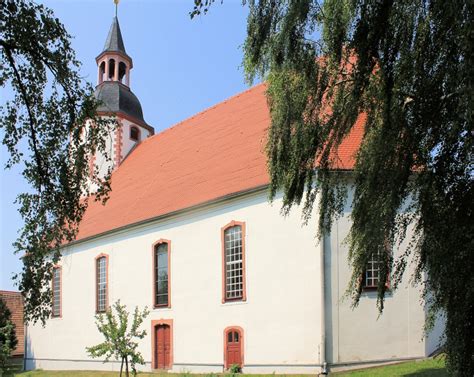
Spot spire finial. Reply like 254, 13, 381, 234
114, 0, 119, 17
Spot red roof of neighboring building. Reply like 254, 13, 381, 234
0, 291, 24, 357
76, 83, 363, 241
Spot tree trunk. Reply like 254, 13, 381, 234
125, 356, 129, 377
120, 356, 124, 377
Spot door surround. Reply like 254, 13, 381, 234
151, 319, 173, 370
223, 326, 244, 369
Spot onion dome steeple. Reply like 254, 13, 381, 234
88, 2, 153, 178
94, 12, 151, 129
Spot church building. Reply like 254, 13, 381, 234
25, 14, 443, 375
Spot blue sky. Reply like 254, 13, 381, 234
0, 0, 252, 290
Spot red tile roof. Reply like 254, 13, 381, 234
0, 291, 24, 356
76, 84, 363, 241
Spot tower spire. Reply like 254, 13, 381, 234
96, 8, 133, 87
91, 0, 153, 177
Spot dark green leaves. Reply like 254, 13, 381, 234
0, 297, 18, 371
240, 1, 474, 375
0, 0, 116, 324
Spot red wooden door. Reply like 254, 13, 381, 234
225, 329, 242, 368
155, 324, 171, 369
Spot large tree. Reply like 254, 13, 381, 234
0, 0, 114, 324
193, 1, 473, 375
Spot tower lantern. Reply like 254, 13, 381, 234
91, 8, 154, 176
96, 15, 132, 87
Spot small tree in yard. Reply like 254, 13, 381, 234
86, 300, 149, 377
0, 297, 18, 372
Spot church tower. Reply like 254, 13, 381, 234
92, 13, 154, 175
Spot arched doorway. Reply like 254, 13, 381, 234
153, 321, 172, 369
224, 327, 243, 369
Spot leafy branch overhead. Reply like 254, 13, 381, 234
193, 1, 473, 376
0, 0, 116, 324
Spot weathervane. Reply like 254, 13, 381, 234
114, 0, 120, 17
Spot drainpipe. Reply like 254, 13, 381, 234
23, 322, 27, 371
320, 232, 328, 375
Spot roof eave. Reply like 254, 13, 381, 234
67, 184, 270, 248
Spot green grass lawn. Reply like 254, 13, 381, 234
5, 357, 447, 377
334, 357, 447, 376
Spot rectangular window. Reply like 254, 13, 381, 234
223, 223, 245, 301
362, 249, 390, 290
154, 242, 169, 307
52, 267, 61, 317
363, 252, 381, 288
96, 256, 108, 312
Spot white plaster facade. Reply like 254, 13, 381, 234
25, 188, 443, 374
87, 115, 152, 183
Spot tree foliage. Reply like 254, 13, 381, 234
0, 0, 115, 324
86, 301, 150, 377
193, 0, 473, 375
0, 297, 18, 371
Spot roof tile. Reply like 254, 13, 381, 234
76, 84, 363, 241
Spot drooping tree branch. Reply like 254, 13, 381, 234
193, 1, 473, 375
0, 0, 116, 324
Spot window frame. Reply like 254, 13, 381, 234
51, 265, 62, 318
221, 221, 247, 303
152, 239, 171, 309
361, 248, 391, 291
95, 253, 109, 313
129, 125, 140, 142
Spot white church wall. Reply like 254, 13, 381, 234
26, 190, 324, 374
120, 118, 151, 161
325, 187, 430, 367
84, 116, 116, 182
87, 116, 151, 187
25, 185, 440, 374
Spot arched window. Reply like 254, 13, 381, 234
99, 61, 106, 84
222, 221, 246, 302
108, 59, 115, 80
153, 240, 170, 308
130, 125, 140, 141
118, 61, 127, 84
95, 254, 108, 312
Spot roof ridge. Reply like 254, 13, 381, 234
144, 82, 265, 143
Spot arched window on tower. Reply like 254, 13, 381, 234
130, 126, 140, 142
118, 62, 127, 84
108, 59, 115, 81
99, 61, 106, 84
